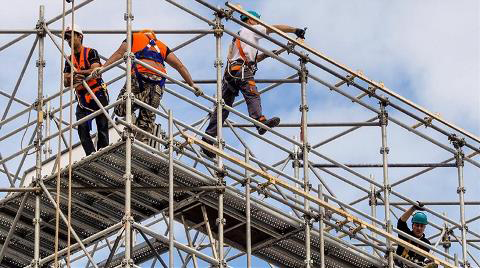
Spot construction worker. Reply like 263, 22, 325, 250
63, 24, 109, 156
201, 10, 306, 158
97, 29, 202, 143
395, 202, 436, 267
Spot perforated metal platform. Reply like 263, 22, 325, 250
0, 141, 383, 267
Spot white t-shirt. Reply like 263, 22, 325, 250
230, 24, 267, 62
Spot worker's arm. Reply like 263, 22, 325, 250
165, 52, 203, 96
76, 62, 101, 76
400, 206, 416, 222
165, 52, 194, 86
103, 42, 127, 68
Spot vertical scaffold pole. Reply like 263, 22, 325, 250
213, 11, 225, 268
245, 149, 252, 267
33, 5, 45, 268
379, 100, 393, 268
299, 55, 311, 268
452, 136, 468, 267
168, 110, 174, 267
370, 175, 377, 239
318, 184, 325, 268
123, 0, 134, 266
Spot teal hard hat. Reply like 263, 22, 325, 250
240, 10, 261, 22
412, 212, 428, 225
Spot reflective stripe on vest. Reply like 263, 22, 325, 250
132, 32, 168, 76
71, 46, 104, 103
71, 46, 105, 107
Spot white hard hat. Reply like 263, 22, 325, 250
65, 24, 83, 35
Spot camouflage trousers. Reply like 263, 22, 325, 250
114, 73, 163, 142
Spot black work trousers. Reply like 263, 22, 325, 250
205, 64, 263, 137
75, 92, 109, 156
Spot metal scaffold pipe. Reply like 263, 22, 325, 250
213, 11, 225, 267
124, 0, 134, 266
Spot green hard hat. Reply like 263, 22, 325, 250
412, 212, 428, 225
240, 10, 261, 22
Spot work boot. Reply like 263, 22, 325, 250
201, 137, 216, 158
257, 116, 280, 135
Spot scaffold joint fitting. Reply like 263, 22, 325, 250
36, 59, 46, 68
367, 85, 377, 97
32, 217, 42, 225
30, 259, 40, 267
456, 186, 466, 194
299, 104, 309, 112
215, 169, 227, 179
380, 147, 390, 155
121, 258, 134, 267
448, 134, 465, 149
123, 12, 134, 21
123, 173, 133, 182
221, 8, 234, 20
214, 59, 224, 68
216, 217, 226, 226
213, 25, 224, 38
378, 111, 389, 126
121, 216, 134, 225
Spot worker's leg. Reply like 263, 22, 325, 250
75, 106, 96, 156
114, 76, 140, 117
204, 79, 237, 138
136, 80, 163, 142
240, 75, 280, 135
94, 92, 110, 150
240, 79, 263, 120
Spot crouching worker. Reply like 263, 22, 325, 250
63, 24, 109, 156
395, 202, 437, 268
98, 29, 202, 143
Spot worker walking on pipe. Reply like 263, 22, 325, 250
202, 10, 306, 158
63, 24, 109, 156
97, 29, 202, 143
395, 201, 437, 268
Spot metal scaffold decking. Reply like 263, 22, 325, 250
0, 141, 383, 267
0, 0, 478, 267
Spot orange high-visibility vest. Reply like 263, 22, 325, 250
132, 31, 168, 76
71, 46, 105, 105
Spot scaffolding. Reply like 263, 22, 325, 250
0, 1, 478, 267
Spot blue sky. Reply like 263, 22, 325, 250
0, 0, 479, 267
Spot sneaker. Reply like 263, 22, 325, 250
201, 137, 216, 158
257, 117, 280, 135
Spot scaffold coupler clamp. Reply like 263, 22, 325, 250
213, 17, 224, 38
121, 258, 134, 267
302, 213, 314, 228
369, 188, 377, 206
35, 20, 45, 38
121, 215, 134, 226
222, 8, 234, 20
30, 259, 40, 268
442, 229, 451, 249
123, 12, 134, 21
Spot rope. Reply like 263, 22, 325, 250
67, 0, 76, 265
54, 0, 67, 266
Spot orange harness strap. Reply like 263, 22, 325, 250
235, 38, 248, 62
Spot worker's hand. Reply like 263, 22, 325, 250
192, 85, 204, 97
91, 67, 103, 79
73, 74, 86, 85
294, 28, 306, 39
414, 201, 425, 211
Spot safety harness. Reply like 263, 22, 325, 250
72, 46, 107, 111
131, 32, 167, 92
227, 34, 258, 80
